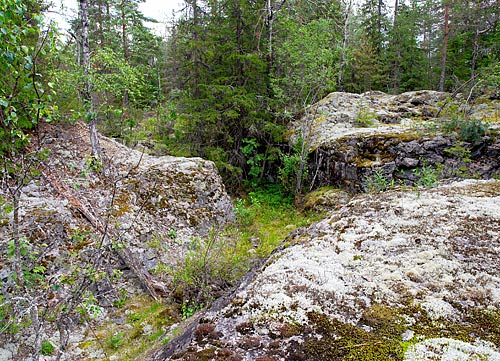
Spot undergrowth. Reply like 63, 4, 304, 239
235, 184, 322, 257
90, 295, 177, 360
170, 183, 323, 312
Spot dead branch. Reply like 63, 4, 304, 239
41, 165, 163, 301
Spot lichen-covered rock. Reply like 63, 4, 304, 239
301, 186, 352, 212
291, 91, 500, 192
293, 90, 499, 150
159, 180, 500, 360
0, 122, 234, 358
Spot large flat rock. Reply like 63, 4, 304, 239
163, 180, 500, 360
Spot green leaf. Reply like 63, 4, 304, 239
3, 50, 14, 62
0, 99, 8, 107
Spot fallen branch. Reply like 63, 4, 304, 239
41, 166, 163, 301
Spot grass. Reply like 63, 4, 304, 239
86, 295, 177, 361
87, 184, 323, 359
167, 184, 324, 312
235, 184, 323, 257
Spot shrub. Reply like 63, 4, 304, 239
441, 117, 489, 145
355, 108, 377, 127
413, 163, 439, 188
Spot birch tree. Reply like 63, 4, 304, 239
79, 0, 103, 164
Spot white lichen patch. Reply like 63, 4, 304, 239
405, 338, 500, 361
220, 180, 500, 329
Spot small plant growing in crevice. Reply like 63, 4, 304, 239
109, 331, 125, 349
444, 143, 472, 177
441, 117, 489, 145
364, 169, 394, 193
168, 228, 177, 239
181, 300, 202, 320
355, 108, 377, 127
413, 162, 439, 188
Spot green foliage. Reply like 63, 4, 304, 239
278, 138, 309, 196
166, 184, 319, 311
181, 301, 201, 320
109, 331, 125, 349
272, 17, 339, 111
442, 117, 489, 145
0, 295, 14, 334
234, 198, 254, 226
444, 143, 472, 177
168, 229, 177, 240
40, 340, 55, 356
77, 292, 103, 320
355, 108, 377, 127
364, 169, 394, 193
235, 184, 321, 256
169, 231, 249, 307
458, 119, 489, 145
413, 162, 439, 188
0, 0, 58, 157
279, 151, 304, 196
241, 138, 266, 180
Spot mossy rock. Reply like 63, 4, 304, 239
302, 187, 351, 212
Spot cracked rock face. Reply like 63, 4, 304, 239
290, 91, 500, 192
171, 180, 500, 360
292, 90, 500, 150
0, 122, 235, 358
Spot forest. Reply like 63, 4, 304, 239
1, 0, 499, 194
0, 0, 499, 359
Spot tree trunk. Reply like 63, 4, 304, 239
191, 0, 200, 98
439, 3, 449, 92
266, 0, 273, 96
338, 0, 352, 91
79, 0, 103, 163
97, 0, 104, 46
121, 0, 128, 60
12, 191, 24, 287
392, 0, 401, 93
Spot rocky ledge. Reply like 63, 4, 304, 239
154, 179, 500, 360
291, 90, 500, 192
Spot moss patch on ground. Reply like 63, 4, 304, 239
87, 295, 178, 360
286, 302, 500, 361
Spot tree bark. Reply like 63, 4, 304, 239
121, 0, 128, 60
79, 0, 103, 163
338, 0, 352, 91
97, 0, 105, 46
439, 3, 449, 92
190, 0, 200, 98
391, 0, 401, 93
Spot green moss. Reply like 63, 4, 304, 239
303, 311, 404, 360
282, 301, 500, 361
112, 191, 132, 217
41, 340, 55, 356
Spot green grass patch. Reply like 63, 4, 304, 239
90, 295, 177, 361
168, 184, 323, 312
235, 184, 323, 257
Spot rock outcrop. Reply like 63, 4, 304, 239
0, 122, 234, 358
155, 179, 500, 360
291, 91, 500, 192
